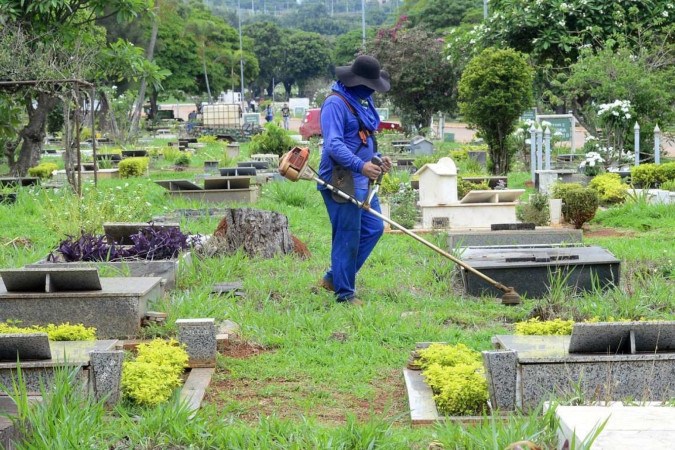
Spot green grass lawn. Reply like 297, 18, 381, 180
1, 142, 674, 449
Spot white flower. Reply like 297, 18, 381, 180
625, 113, 631, 119
663, 11, 669, 17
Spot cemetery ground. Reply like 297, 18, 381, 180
1, 138, 674, 448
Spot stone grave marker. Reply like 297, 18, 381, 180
203, 176, 251, 190
154, 180, 203, 191
177, 318, 217, 368
0, 267, 102, 292
219, 167, 257, 177
237, 161, 269, 170
568, 321, 675, 354
0, 333, 51, 361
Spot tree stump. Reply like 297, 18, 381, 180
205, 208, 308, 259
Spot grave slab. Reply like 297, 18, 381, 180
28, 253, 190, 292
0, 333, 51, 361
203, 176, 251, 190
219, 167, 257, 177
0, 277, 162, 339
163, 188, 258, 204
0, 268, 102, 293
447, 229, 583, 248
103, 222, 180, 245
459, 245, 620, 298
154, 180, 203, 191
0, 340, 118, 394
554, 404, 675, 450
569, 321, 675, 354
491, 324, 675, 410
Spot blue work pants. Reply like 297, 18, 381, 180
320, 188, 384, 301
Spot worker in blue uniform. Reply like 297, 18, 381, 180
317, 55, 392, 305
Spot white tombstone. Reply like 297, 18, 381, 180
415, 157, 458, 205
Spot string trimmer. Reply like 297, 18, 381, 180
279, 147, 522, 305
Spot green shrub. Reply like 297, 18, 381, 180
631, 163, 662, 187
0, 322, 96, 340
550, 182, 584, 218
249, 123, 295, 156
417, 343, 488, 416
661, 179, 675, 192
417, 343, 481, 369
517, 191, 550, 226
121, 338, 188, 407
118, 157, 149, 178
588, 173, 628, 205
389, 185, 417, 228
380, 173, 401, 196
135, 338, 189, 373
413, 154, 441, 170
161, 146, 182, 162
515, 318, 574, 335
564, 188, 599, 229
198, 135, 218, 144
174, 153, 191, 167
659, 162, 675, 183
457, 178, 490, 199
28, 163, 58, 179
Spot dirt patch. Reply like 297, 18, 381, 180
219, 339, 268, 359
205, 367, 408, 425
584, 227, 635, 238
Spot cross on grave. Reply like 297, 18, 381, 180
0, 268, 102, 293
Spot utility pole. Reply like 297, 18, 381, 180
361, 0, 366, 48
238, 0, 245, 101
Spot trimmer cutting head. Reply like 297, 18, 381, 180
500, 287, 521, 305
279, 147, 315, 181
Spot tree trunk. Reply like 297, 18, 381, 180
130, 2, 160, 137
11, 92, 58, 176
205, 208, 295, 259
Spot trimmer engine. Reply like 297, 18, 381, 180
278, 147, 314, 181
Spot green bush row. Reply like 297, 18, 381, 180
417, 343, 488, 416
0, 322, 96, 340
588, 173, 628, 205
28, 162, 58, 179
121, 338, 189, 407
631, 162, 675, 187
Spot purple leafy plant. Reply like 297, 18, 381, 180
48, 224, 196, 262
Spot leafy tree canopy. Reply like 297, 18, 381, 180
459, 47, 533, 175
401, 0, 482, 32
368, 19, 458, 132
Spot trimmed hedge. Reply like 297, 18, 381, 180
118, 157, 149, 178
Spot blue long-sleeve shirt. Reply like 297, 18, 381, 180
318, 95, 376, 190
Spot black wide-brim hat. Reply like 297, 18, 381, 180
336, 55, 391, 93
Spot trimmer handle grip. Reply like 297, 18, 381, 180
371, 156, 384, 184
